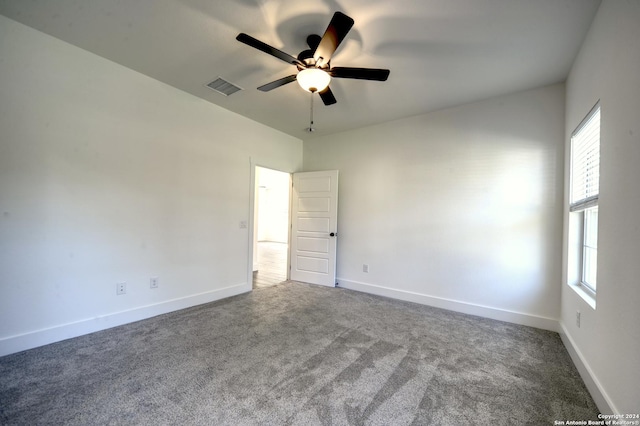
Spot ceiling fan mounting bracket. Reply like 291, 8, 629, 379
296, 57, 330, 72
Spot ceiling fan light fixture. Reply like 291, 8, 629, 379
297, 68, 331, 93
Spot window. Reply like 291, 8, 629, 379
570, 103, 600, 293
582, 206, 598, 290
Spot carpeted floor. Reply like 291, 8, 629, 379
0, 281, 599, 425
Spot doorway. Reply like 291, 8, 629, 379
252, 166, 291, 288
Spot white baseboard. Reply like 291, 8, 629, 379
559, 322, 616, 414
0, 282, 250, 357
337, 278, 560, 332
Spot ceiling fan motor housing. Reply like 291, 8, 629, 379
297, 40, 330, 71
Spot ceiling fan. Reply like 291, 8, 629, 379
236, 11, 390, 106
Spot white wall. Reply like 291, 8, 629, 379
561, 1, 640, 414
0, 15, 302, 356
304, 84, 565, 330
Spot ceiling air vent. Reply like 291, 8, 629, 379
206, 77, 243, 96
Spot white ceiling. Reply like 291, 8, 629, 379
0, 0, 601, 139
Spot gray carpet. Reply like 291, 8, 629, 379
0, 281, 599, 425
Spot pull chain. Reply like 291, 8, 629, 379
306, 90, 316, 133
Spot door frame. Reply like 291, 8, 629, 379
246, 161, 292, 289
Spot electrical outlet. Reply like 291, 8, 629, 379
150, 277, 159, 289
576, 311, 581, 328
116, 282, 126, 295
363, 264, 369, 273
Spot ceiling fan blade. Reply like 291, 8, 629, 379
257, 75, 298, 92
236, 33, 304, 67
330, 67, 390, 81
319, 87, 337, 105
313, 12, 354, 67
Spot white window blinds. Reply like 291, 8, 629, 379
570, 104, 600, 211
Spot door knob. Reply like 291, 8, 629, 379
330, 232, 336, 237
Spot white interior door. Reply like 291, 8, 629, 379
290, 170, 338, 287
